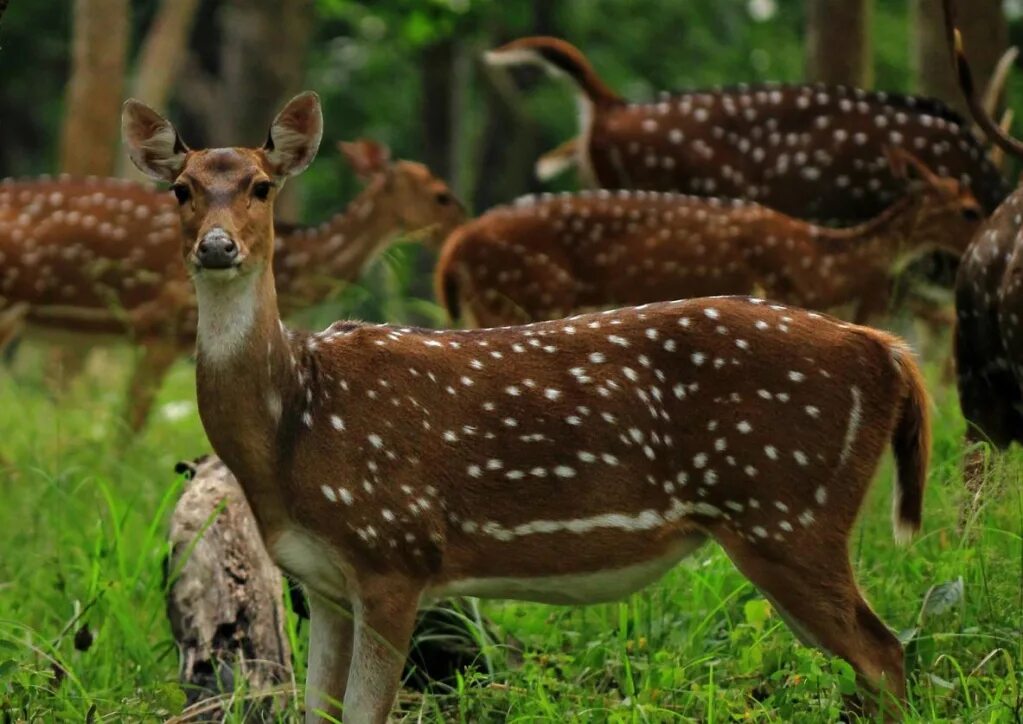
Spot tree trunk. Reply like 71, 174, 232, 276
59, 0, 129, 176
0, 0, 9, 26
913, 0, 1007, 115
118, 0, 202, 178
166, 456, 293, 719
805, 0, 873, 87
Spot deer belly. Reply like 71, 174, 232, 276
430, 533, 706, 605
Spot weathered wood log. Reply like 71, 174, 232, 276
167, 455, 509, 717
166, 455, 293, 720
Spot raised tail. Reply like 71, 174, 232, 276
485, 37, 622, 106
889, 343, 932, 545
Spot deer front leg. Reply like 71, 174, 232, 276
342, 580, 420, 724
305, 593, 354, 723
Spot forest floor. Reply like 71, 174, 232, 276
0, 332, 1021, 723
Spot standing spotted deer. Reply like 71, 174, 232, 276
123, 91, 931, 722
437, 148, 982, 327
486, 36, 1008, 222
0, 140, 463, 430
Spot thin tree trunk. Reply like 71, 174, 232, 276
0, 0, 9, 26
913, 0, 1007, 115
118, 0, 202, 179
59, 0, 129, 176
805, 0, 873, 87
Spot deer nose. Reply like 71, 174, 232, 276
196, 230, 239, 269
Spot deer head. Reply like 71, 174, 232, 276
339, 139, 465, 250
122, 92, 323, 283
883, 146, 984, 263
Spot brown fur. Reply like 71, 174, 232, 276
436, 154, 981, 327
123, 93, 929, 722
487, 36, 1008, 221
0, 143, 464, 431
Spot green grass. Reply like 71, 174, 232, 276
1, 330, 1022, 722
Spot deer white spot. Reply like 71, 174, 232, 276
608, 335, 629, 347
815, 486, 828, 505
338, 488, 353, 505
752, 526, 768, 538
545, 388, 562, 400
736, 421, 752, 434
321, 485, 337, 503
793, 450, 809, 466
798, 509, 816, 527
468, 464, 482, 478
788, 371, 805, 382
805, 405, 820, 418
691, 352, 706, 366
602, 453, 619, 465
693, 452, 708, 468
330, 415, 345, 431
505, 385, 521, 396
744, 465, 757, 477
589, 352, 606, 364
764, 445, 778, 460
704, 308, 719, 319
554, 465, 576, 478
578, 451, 597, 463
382, 509, 396, 522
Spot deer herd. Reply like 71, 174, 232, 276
4, 0, 1023, 720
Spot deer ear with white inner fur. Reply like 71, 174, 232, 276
264, 91, 324, 180
338, 139, 392, 182
121, 99, 189, 182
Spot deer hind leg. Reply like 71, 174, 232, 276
342, 580, 420, 724
718, 534, 906, 718
122, 338, 181, 434
304, 593, 354, 723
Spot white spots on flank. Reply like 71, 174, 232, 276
805, 405, 820, 419
367, 434, 383, 449
736, 420, 752, 434
608, 334, 629, 347
764, 445, 778, 460
691, 352, 706, 366
505, 385, 521, 396
704, 307, 719, 320
553, 465, 577, 478
338, 488, 354, 505
330, 415, 345, 431
693, 452, 708, 468
589, 352, 606, 364
468, 464, 482, 478
545, 388, 562, 401
788, 371, 805, 382
793, 450, 809, 466
321, 485, 337, 503
815, 486, 828, 505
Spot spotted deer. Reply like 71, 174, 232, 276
486, 36, 1008, 222
437, 148, 982, 328
0, 140, 463, 430
123, 91, 930, 722
941, 0, 1023, 503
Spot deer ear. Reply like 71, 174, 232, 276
263, 91, 323, 179
121, 99, 189, 182
885, 146, 941, 186
337, 139, 392, 181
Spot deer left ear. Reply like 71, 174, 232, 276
264, 91, 323, 179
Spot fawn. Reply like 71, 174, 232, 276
123, 91, 930, 722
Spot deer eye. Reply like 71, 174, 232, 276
171, 184, 191, 205
253, 180, 273, 201
435, 191, 452, 206
961, 206, 982, 222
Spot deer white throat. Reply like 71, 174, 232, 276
194, 272, 260, 364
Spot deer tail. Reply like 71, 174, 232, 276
888, 341, 931, 545
484, 37, 622, 106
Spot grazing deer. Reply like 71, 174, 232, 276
486, 36, 1008, 222
123, 91, 930, 722
942, 0, 1023, 500
437, 148, 982, 328
0, 140, 463, 430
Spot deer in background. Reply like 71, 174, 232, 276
0, 140, 464, 431
124, 90, 930, 723
486, 36, 1008, 222
437, 149, 982, 328
942, 0, 1023, 509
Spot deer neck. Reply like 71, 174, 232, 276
193, 264, 299, 534
279, 181, 404, 303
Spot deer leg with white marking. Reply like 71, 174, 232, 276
717, 531, 906, 718
341, 581, 420, 724
305, 593, 354, 723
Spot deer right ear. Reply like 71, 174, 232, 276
264, 91, 323, 180
121, 99, 189, 182
338, 139, 392, 181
